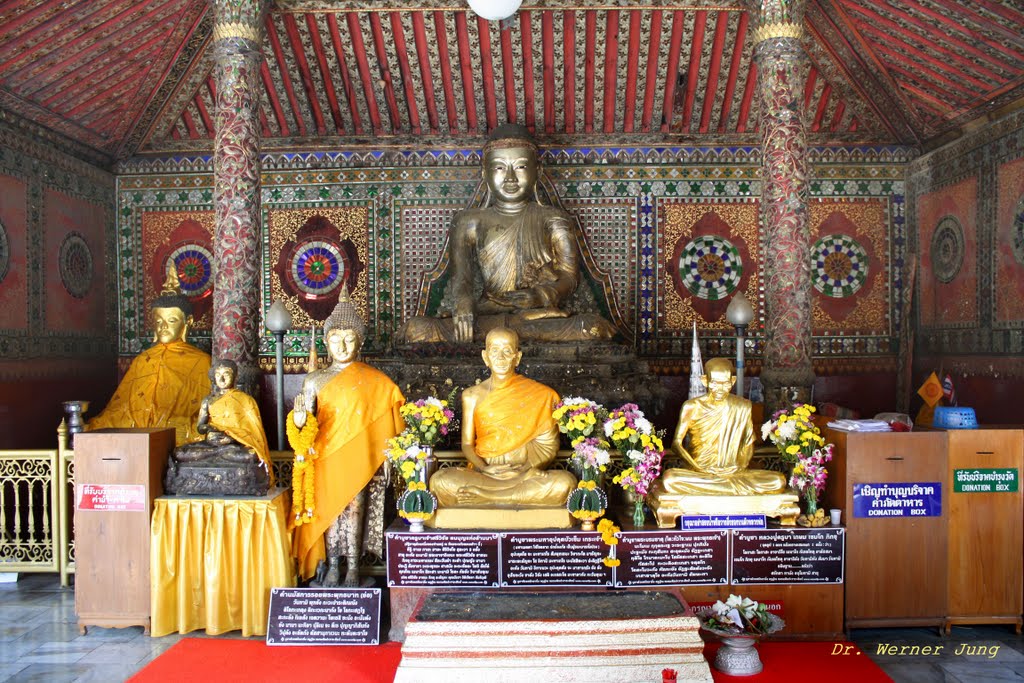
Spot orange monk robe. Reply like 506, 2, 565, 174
207, 388, 274, 487
474, 374, 560, 465
291, 362, 404, 580
88, 341, 211, 447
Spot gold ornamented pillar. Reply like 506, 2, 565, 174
751, 0, 815, 411
211, 0, 269, 392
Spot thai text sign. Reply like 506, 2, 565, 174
75, 484, 146, 512
266, 588, 380, 646
731, 528, 844, 584
853, 482, 942, 517
681, 515, 766, 530
615, 530, 728, 586
954, 468, 1018, 493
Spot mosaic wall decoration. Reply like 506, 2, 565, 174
916, 177, 978, 328
143, 212, 215, 331
115, 145, 908, 374
995, 156, 1024, 327
44, 188, 107, 336
57, 233, 93, 298
812, 235, 867, 298
0, 175, 27, 332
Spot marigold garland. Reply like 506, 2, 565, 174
286, 410, 319, 526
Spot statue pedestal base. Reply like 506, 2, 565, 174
647, 487, 800, 529
393, 589, 712, 682
429, 507, 572, 530
164, 459, 269, 497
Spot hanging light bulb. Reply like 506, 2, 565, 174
467, 0, 523, 22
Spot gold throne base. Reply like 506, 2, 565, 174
428, 506, 573, 530
647, 485, 800, 529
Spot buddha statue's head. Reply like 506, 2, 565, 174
210, 359, 238, 392
151, 265, 194, 344
322, 284, 364, 365
482, 327, 522, 380
701, 358, 737, 402
483, 124, 539, 207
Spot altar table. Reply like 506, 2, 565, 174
150, 488, 296, 637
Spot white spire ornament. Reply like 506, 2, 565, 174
688, 323, 706, 399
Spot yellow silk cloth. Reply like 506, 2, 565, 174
208, 388, 274, 487
88, 341, 211, 446
291, 362, 404, 580
688, 394, 755, 472
474, 374, 559, 460
150, 489, 295, 637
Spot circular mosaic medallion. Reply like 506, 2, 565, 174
930, 216, 965, 284
59, 233, 93, 298
167, 243, 214, 299
812, 234, 869, 298
289, 239, 346, 296
678, 235, 743, 301
0, 220, 9, 285
1012, 195, 1024, 267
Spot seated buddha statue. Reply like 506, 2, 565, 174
429, 328, 577, 526
164, 359, 272, 496
648, 358, 798, 526
88, 267, 211, 447
398, 124, 616, 344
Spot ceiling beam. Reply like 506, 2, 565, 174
519, 11, 536, 134
499, 19, 518, 125
389, 12, 422, 134
432, 10, 458, 133
639, 9, 662, 133
453, 12, 478, 133
266, 16, 307, 136
562, 10, 576, 134
679, 9, 706, 133
660, 10, 685, 133
717, 10, 746, 134
282, 13, 327, 136
602, 9, 619, 134
700, 10, 727, 134
622, 10, 641, 133
306, 13, 346, 135
412, 11, 440, 133
344, 13, 383, 135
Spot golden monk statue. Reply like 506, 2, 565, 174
648, 358, 798, 527
399, 124, 616, 344
429, 328, 576, 526
164, 359, 273, 496
290, 290, 404, 587
88, 267, 211, 446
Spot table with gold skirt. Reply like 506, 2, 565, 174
150, 488, 296, 637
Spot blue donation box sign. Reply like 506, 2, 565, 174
681, 515, 766, 530
853, 482, 942, 518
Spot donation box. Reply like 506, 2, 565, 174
73, 428, 174, 634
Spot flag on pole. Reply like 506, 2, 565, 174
917, 372, 943, 407
942, 374, 957, 406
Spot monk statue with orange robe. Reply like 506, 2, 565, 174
164, 359, 273, 496
88, 266, 211, 446
429, 327, 577, 528
647, 358, 799, 527
289, 289, 404, 587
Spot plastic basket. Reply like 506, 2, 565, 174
932, 406, 978, 430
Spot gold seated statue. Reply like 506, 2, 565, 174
428, 328, 577, 529
648, 358, 799, 527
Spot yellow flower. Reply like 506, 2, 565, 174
786, 444, 801, 455
602, 557, 621, 567
597, 518, 616, 534
580, 480, 597, 490
601, 533, 619, 545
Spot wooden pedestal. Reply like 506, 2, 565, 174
73, 428, 173, 634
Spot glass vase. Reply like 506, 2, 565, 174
804, 487, 818, 516
632, 497, 646, 528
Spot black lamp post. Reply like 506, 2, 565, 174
266, 299, 292, 451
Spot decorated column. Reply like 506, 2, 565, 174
752, 0, 815, 411
211, 0, 269, 393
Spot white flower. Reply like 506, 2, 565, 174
425, 397, 443, 408
761, 421, 774, 442
777, 420, 798, 441
595, 450, 611, 466
711, 600, 729, 617
635, 417, 653, 434
625, 449, 644, 463
726, 594, 743, 608
604, 421, 615, 438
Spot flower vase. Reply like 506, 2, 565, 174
804, 487, 818, 516
632, 497, 646, 528
713, 635, 763, 676
408, 517, 425, 533
419, 445, 436, 486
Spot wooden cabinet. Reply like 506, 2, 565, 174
73, 429, 173, 634
945, 428, 1023, 633
826, 430, 948, 630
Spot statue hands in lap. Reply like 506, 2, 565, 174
88, 266, 210, 446
659, 358, 786, 496
400, 124, 615, 344
430, 328, 576, 507
165, 359, 273, 495
290, 290, 404, 587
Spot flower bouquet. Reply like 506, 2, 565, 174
553, 397, 606, 447
699, 594, 784, 676
603, 403, 656, 454
564, 437, 611, 529
384, 430, 437, 532
613, 444, 664, 527
761, 403, 825, 467
789, 442, 834, 525
400, 395, 457, 448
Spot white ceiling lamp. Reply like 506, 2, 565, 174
467, 0, 523, 22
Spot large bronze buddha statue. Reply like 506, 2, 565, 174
429, 328, 577, 528
648, 358, 799, 526
399, 125, 616, 344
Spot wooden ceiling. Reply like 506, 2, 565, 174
1, 0, 1022, 163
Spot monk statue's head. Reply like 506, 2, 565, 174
483, 123, 539, 206
151, 265, 194, 344
322, 284, 365, 365
482, 327, 522, 379
701, 357, 737, 402
210, 359, 238, 392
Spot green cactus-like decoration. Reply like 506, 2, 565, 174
566, 486, 608, 517
398, 487, 437, 520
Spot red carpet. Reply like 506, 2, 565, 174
131, 638, 890, 682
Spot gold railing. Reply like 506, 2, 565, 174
0, 448, 61, 576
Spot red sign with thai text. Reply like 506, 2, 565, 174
76, 484, 146, 512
